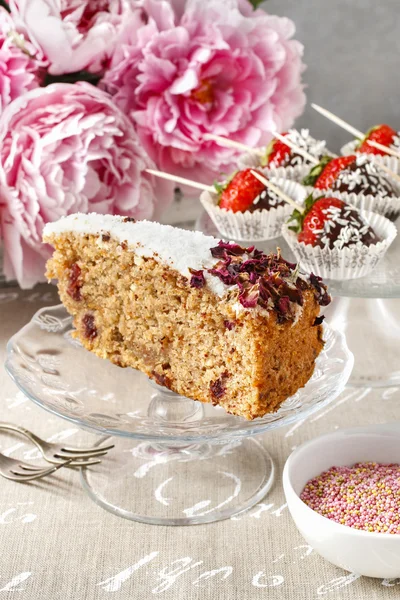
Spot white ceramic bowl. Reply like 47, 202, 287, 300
283, 424, 400, 578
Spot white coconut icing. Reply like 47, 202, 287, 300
43, 213, 231, 296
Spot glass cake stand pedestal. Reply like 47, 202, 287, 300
5, 306, 352, 526
197, 213, 400, 388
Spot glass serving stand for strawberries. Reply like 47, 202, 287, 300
5, 304, 352, 526
197, 212, 400, 388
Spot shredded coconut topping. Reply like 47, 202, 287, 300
391, 134, 400, 150
312, 203, 379, 250
331, 155, 394, 197
252, 187, 283, 209
270, 128, 330, 168
43, 214, 331, 318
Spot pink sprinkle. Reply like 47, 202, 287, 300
300, 462, 400, 534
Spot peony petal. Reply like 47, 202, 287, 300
170, 68, 199, 95
0, 82, 170, 288
9, 0, 135, 75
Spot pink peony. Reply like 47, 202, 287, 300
0, 82, 162, 288
102, 0, 306, 186
0, 7, 41, 111
8, 0, 134, 75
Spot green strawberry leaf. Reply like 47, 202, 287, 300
260, 138, 275, 167
248, 0, 267, 8
302, 155, 332, 187
214, 171, 237, 198
287, 194, 325, 233
213, 181, 226, 195
356, 124, 378, 149
287, 209, 304, 234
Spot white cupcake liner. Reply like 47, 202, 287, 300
340, 140, 362, 157
307, 187, 400, 222
341, 140, 400, 177
200, 178, 307, 242
281, 210, 397, 280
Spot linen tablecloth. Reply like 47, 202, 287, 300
0, 285, 399, 599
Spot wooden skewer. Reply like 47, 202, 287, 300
205, 131, 323, 165
250, 170, 303, 212
203, 133, 263, 154
271, 131, 320, 164
311, 103, 362, 138
311, 103, 400, 160
145, 169, 214, 192
367, 140, 400, 159
375, 162, 400, 184
276, 121, 400, 181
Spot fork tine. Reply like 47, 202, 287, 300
18, 464, 48, 472
55, 449, 110, 459
11, 469, 49, 477
1, 472, 47, 482
54, 451, 107, 461
61, 443, 115, 453
10, 460, 72, 480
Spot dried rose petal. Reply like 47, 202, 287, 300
277, 296, 291, 315
67, 263, 82, 301
309, 273, 331, 306
210, 240, 250, 258
239, 284, 259, 308
207, 246, 330, 320
258, 278, 271, 302
296, 277, 309, 291
286, 286, 303, 306
224, 320, 235, 330
208, 261, 237, 285
189, 268, 205, 288
210, 373, 229, 399
252, 248, 265, 260
239, 258, 264, 273
249, 272, 258, 284
82, 314, 97, 339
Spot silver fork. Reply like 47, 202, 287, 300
0, 452, 73, 482
0, 422, 114, 466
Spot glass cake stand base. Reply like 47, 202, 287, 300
80, 386, 275, 526
80, 435, 274, 526
325, 297, 400, 387
5, 305, 353, 526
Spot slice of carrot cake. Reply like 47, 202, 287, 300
43, 214, 330, 420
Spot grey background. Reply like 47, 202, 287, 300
266, 0, 400, 152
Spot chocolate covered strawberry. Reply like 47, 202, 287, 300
262, 129, 329, 168
303, 155, 395, 198
357, 124, 397, 155
263, 134, 292, 167
288, 195, 380, 250
216, 169, 284, 213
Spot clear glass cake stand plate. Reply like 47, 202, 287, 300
197, 212, 400, 387
5, 305, 353, 526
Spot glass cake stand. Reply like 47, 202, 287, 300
197, 212, 400, 388
5, 305, 353, 526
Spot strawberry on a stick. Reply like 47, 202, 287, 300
288, 194, 380, 250
263, 134, 292, 167
217, 169, 293, 213
303, 155, 355, 190
302, 155, 395, 197
357, 124, 397, 155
